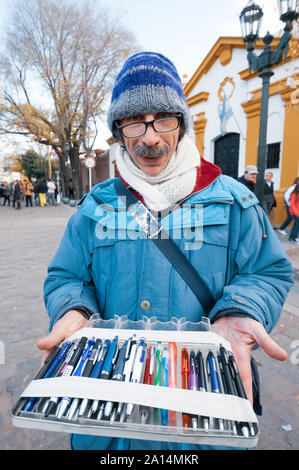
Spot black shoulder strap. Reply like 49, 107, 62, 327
114, 178, 215, 315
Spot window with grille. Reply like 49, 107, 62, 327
266, 142, 280, 168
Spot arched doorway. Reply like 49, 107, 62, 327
214, 133, 240, 179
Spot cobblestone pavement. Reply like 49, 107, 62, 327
0, 202, 298, 450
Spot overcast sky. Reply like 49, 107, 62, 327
0, 0, 284, 151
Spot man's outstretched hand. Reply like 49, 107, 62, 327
211, 316, 288, 404
36, 310, 88, 364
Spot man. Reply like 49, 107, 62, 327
263, 171, 276, 227
238, 165, 258, 193
37, 52, 292, 450
37, 178, 48, 207
47, 179, 57, 206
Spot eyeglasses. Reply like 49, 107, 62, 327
115, 114, 181, 138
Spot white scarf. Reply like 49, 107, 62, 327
112, 135, 201, 212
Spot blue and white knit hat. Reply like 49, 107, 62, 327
107, 51, 192, 134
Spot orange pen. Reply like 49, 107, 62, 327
181, 347, 190, 431
168, 342, 177, 426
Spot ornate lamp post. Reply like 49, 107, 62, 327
239, 0, 299, 206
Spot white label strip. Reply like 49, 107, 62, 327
20, 376, 257, 423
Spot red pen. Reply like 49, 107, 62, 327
143, 345, 154, 385
140, 345, 155, 424
181, 347, 190, 431
168, 342, 177, 426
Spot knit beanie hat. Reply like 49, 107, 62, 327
107, 51, 192, 135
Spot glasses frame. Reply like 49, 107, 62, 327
115, 114, 182, 138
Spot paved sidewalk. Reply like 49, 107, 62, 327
0, 203, 298, 450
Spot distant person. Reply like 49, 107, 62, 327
288, 183, 299, 245
69, 179, 74, 199
263, 171, 276, 227
47, 179, 57, 206
2, 182, 12, 206
22, 176, 34, 207
278, 176, 299, 235
238, 165, 258, 193
0, 182, 4, 202
13, 180, 22, 209
37, 178, 48, 207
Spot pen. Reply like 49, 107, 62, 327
116, 335, 137, 419
152, 343, 162, 425
181, 347, 190, 431
87, 339, 111, 417
189, 350, 198, 431
23, 340, 71, 412
76, 338, 103, 418
168, 342, 177, 426
96, 336, 119, 420
125, 337, 147, 417
104, 339, 129, 419
139, 345, 155, 424
195, 350, 209, 432
17, 346, 60, 414
161, 347, 169, 425
43, 338, 83, 417
207, 350, 224, 431
216, 350, 237, 435
67, 338, 102, 421
56, 337, 95, 419
227, 350, 253, 437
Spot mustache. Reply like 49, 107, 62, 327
133, 143, 170, 159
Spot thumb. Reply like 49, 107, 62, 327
253, 323, 288, 361
36, 326, 65, 352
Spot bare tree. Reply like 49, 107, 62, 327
0, 0, 139, 197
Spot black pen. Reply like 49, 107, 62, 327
104, 339, 129, 419
195, 350, 209, 432
217, 348, 237, 435
227, 350, 253, 437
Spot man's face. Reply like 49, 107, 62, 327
118, 113, 180, 176
266, 172, 273, 182
245, 172, 257, 182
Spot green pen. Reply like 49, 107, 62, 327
153, 342, 162, 423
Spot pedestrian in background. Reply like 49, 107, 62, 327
2, 182, 12, 206
32, 179, 40, 206
238, 165, 258, 193
22, 176, 34, 207
13, 180, 22, 209
278, 176, 299, 235
288, 183, 299, 245
263, 171, 276, 227
37, 178, 47, 207
47, 179, 57, 206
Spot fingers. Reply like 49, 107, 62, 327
36, 310, 88, 361
252, 322, 288, 362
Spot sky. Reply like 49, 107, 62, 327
0, 0, 285, 151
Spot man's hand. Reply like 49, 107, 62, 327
36, 310, 88, 364
211, 316, 288, 404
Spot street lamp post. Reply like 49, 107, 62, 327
239, 0, 299, 207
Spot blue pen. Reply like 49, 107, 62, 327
23, 341, 71, 412
56, 337, 95, 419
104, 339, 129, 419
96, 336, 119, 420
87, 339, 111, 417
207, 351, 224, 431
161, 347, 169, 426
125, 338, 147, 418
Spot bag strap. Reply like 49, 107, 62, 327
114, 178, 215, 315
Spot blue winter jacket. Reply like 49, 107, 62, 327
44, 174, 293, 451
